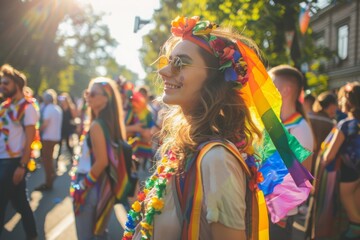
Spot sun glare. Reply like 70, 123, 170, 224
75, 0, 96, 6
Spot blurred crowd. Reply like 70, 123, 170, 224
0, 61, 359, 240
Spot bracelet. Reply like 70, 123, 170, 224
18, 162, 27, 169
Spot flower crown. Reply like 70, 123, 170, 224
171, 16, 248, 89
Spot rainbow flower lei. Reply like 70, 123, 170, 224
0, 97, 41, 157
122, 152, 177, 240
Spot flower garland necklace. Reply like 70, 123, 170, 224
122, 151, 177, 240
0, 98, 37, 157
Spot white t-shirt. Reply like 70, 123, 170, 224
133, 144, 247, 239
41, 103, 63, 141
0, 98, 39, 159
77, 136, 92, 174
285, 118, 314, 151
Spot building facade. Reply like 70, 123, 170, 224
310, 0, 360, 89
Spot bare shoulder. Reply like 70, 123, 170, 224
89, 121, 104, 138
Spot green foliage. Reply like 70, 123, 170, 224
140, 0, 333, 93
0, 0, 136, 97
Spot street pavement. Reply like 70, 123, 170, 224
0, 143, 153, 240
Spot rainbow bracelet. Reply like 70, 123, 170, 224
80, 171, 97, 189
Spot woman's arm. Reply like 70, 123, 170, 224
89, 121, 109, 177
211, 222, 246, 240
323, 128, 345, 164
70, 106, 78, 119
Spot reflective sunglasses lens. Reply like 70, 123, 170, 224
0, 79, 9, 85
171, 57, 182, 74
157, 56, 169, 71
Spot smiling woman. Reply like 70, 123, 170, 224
122, 16, 313, 240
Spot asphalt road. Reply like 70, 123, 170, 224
1, 146, 136, 240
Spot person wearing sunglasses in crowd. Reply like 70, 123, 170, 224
0, 64, 38, 240
122, 16, 313, 240
70, 77, 128, 239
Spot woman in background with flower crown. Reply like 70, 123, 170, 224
71, 77, 127, 239
123, 16, 313, 240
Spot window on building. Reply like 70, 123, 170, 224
315, 32, 325, 48
338, 25, 349, 60
316, 0, 330, 9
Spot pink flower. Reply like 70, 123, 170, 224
219, 47, 235, 65
209, 38, 226, 55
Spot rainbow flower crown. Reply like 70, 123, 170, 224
171, 16, 248, 89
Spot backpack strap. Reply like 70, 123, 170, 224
186, 140, 269, 240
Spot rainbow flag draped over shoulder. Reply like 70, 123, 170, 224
237, 42, 313, 223
92, 119, 130, 235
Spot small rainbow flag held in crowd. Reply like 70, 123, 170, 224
237, 42, 313, 223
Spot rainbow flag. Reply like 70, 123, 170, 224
299, 5, 311, 35
237, 41, 313, 223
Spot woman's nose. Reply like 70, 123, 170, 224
158, 64, 173, 78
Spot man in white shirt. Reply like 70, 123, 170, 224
35, 89, 62, 191
0, 64, 38, 239
268, 64, 315, 240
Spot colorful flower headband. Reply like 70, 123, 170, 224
171, 16, 248, 89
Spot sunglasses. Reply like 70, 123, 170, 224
0, 79, 10, 86
155, 55, 218, 75
84, 90, 105, 98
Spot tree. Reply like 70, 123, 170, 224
140, 0, 333, 92
0, 0, 137, 96
0, 0, 81, 94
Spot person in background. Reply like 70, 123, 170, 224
71, 77, 127, 239
303, 92, 316, 115
309, 91, 337, 156
0, 64, 38, 239
35, 89, 62, 191
269, 65, 314, 169
58, 92, 77, 158
336, 84, 349, 122
323, 83, 360, 240
122, 84, 154, 172
269, 64, 314, 239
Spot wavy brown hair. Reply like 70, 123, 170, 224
158, 28, 262, 171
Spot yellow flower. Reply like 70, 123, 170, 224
140, 230, 148, 239
124, 232, 133, 237
140, 222, 153, 230
157, 165, 165, 174
151, 197, 164, 211
171, 16, 185, 28
161, 157, 168, 164
132, 201, 141, 213
143, 189, 150, 195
